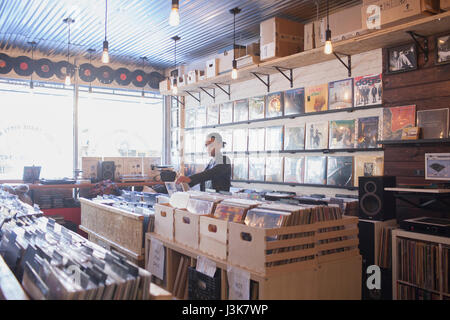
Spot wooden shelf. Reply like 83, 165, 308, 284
184, 147, 383, 156
161, 12, 450, 96
377, 138, 450, 146
231, 180, 358, 190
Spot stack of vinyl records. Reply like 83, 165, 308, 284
186, 192, 229, 215
212, 198, 262, 222
52, 194, 64, 208
38, 195, 52, 209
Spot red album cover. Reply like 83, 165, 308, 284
383, 105, 416, 140
213, 204, 247, 222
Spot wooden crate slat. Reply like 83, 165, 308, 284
316, 249, 361, 265
265, 248, 316, 263
265, 259, 317, 277
266, 236, 315, 250
315, 228, 358, 241
316, 239, 359, 253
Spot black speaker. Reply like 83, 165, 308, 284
358, 176, 396, 221
97, 161, 115, 181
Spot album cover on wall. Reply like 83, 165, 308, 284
207, 104, 220, 126
354, 155, 384, 187
185, 107, 196, 128
284, 124, 305, 151
284, 88, 305, 116
196, 105, 207, 127
234, 99, 249, 122
248, 127, 266, 152
305, 156, 327, 185
232, 156, 249, 181
417, 108, 449, 139
425, 153, 450, 180
249, 96, 265, 120
265, 126, 284, 151
382, 105, 416, 140
326, 156, 354, 187
284, 157, 305, 184
265, 156, 283, 182
305, 84, 328, 113
354, 74, 382, 107
329, 120, 356, 149
328, 78, 353, 110
233, 128, 248, 152
220, 102, 233, 124
219, 129, 233, 152
248, 156, 266, 181
305, 122, 329, 150
266, 92, 284, 118
357, 116, 379, 148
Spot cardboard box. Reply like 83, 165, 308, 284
174, 209, 203, 249
206, 58, 218, 78
236, 54, 260, 68
198, 70, 206, 81
159, 78, 170, 92
143, 157, 160, 179
123, 157, 143, 176
217, 45, 246, 74
260, 17, 304, 61
362, 0, 439, 30
178, 74, 186, 88
198, 215, 228, 260
246, 42, 260, 56
81, 157, 102, 180
314, 18, 326, 48
154, 203, 175, 241
304, 22, 315, 51
104, 157, 125, 180
186, 70, 198, 84
442, 0, 450, 10
329, 4, 366, 42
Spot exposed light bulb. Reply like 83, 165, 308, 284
172, 84, 178, 95
65, 74, 71, 86
169, 7, 180, 26
231, 60, 238, 80
102, 40, 110, 63
324, 40, 333, 55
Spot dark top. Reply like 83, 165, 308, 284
189, 156, 231, 192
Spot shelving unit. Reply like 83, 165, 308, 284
184, 147, 384, 156
378, 138, 450, 146
231, 180, 358, 191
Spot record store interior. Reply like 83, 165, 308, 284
0, 0, 450, 302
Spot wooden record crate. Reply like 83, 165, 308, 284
228, 216, 360, 276
174, 209, 204, 250
154, 203, 176, 241
199, 215, 229, 260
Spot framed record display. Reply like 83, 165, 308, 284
131, 69, 147, 87
266, 92, 283, 118
265, 156, 283, 182
79, 63, 97, 83
354, 155, 384, 187
34, 59, 55, 79
249, 96, 265, 120
206, 104, 220, 126
357, 116, 379, 148
305, 156, 327, 185
284, 124, 305, 151
284, 157, 305, 184
436, 34, 450, 65
13, 56, 34, 76
97, 65, 114, 84
265, 126, 283, 151
329, 120, 355, 149
326, 156, 354, 187
354, 74, 382, 107
386, 43, 417, 74
0, 53, 13, 74
114, 68, 132, 86
248, 127, 265, 152
196, 105, 207, 128
305, 84, 328, 113
425, 153, 450, 180
417, 108, 449, 139
328, 78, 353, 110
232, 156, 249, 181
248, 156, 265, 181
233, 99, 249, 123
305, 122, 328, 150
220, 102, 233, 124
382, 105, 416, 140
284, 88, 305, 116
233, 128, 248, 152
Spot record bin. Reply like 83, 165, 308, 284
154, 203, 176, 241
187, 266, 221, 300
174, 209, 204, 250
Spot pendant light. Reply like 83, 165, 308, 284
63, 17, 74, 86
324, 0, 333, 55
171, 35, 180, 95
102, 0, 110, 63
28, 41, 37, 89
87, 48, 95, 93
169, 0, 180, 27
141, 57, 147, 98
230, 7, 241, 80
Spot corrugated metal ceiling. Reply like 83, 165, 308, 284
0, 0, 361, 69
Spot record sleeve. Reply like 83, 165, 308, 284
213, 204, 247, 222
248, 156, 265, 181
326, 156, 354, 187
244, 208, 288, 229
284, 157, 305, 184
329, 120, 356, 149
185, 107, 196, 128
383, 105, 416, 140
417, 108, 449, 139
207, 104, 220, 126
265, 126, 283, 151
232, 128, 248, 152
328, 78, 353, 110
425, 153, 450, 180
284, 124, 305, 151
305, 84, 328, 113
354, 155, 384, 187
284, 88, 305, 116
249, 96, 265, 120
305, 122, 329, 150
187, 198, 214, 215
265, 156, 283, 182
196, 105, 207, 128
233, 99, 249, 122
357, 116, 379, 148
266, 92, 283, 118
305, 156, 327, 185
248, 128, 265, 152
232, 156, 249, 181
220, 102, 233, 124
354, 74, 382, 107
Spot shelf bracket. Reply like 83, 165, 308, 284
333, 52, 352, 77
406, 31, 429, 63
172, 95, 184, 107
214, 83, 231, 100
274, 66, 293, 88
251, 72, 270, 92
185, 90, 201, 103
199, 87, 215, 102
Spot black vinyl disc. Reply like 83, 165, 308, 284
34, 58, 55, 78
114, 67, 132, 86
13, 56, 34, 76
147, 71, 164, 90
55, 61, 75, 80
0, 53, 13, 74
79, 63, 97, 82
131, 69, 147, 87
97, 65, 114, 84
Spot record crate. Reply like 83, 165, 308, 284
154, 203, 176, 241
198, 215, 229, 260
228, 216, 360, 276
174, 209, 204, 250
187, 266, 222, 300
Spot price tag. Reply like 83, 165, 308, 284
196, 255, 216, 278
148, 238, 165, 280
227, 266, 250, 300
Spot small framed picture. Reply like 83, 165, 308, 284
386, 43, 417, 74
436, 33, 450, 65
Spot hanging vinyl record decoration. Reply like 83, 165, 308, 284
55, 61, 75, 80
13, 56, 34, 76
97, 65, 114, 84
114, 67, 132, 86
0, 53, 13, 74
131, 69, 147, 87
147, 71, 164, 90
79, 63, 97, 83
34, 58, 55, 78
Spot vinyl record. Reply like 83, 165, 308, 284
114, 68, 132, 86
55, 61, 75, 80
79, 63, 97, 82
97, 65, 114, 84
13, 56, 34, 76
131, 69, 147, 87
147, 71, 164, 89
0, 53, 13, 74
34, 59, 54, 78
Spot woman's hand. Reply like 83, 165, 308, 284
176, 176, 191, 184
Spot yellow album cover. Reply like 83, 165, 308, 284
305, 83, 328, 113
354, 155, 384, 187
